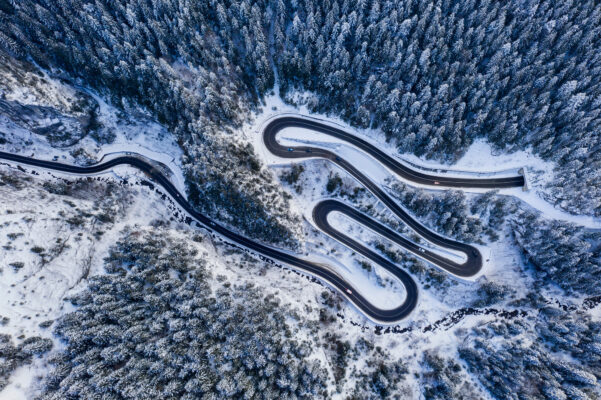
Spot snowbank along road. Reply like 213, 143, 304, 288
0, 116, 524, 323
263, 115, 525, 188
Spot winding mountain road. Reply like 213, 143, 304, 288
313, 200, 479, 277
263, 116, 525, 188
263, 116, 525, 279
0, 115, 524, 323
0, 150, 416, 323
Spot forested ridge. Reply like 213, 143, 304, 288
1, 0, 600, 225
39, 230, 329, 399
273, 0, 601, 216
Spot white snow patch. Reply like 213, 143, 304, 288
1, 73, 186, 196
89, 93, 187, 194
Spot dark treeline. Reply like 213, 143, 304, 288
274, 0, 601, 217
0, 0, 599, 237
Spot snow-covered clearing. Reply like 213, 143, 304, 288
0, 164, 179, 398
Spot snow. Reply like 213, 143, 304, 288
277, 127, 392, 183
1, 74, 598, 398
248, 93, 600, 229
0, 357, 47, 400
327, 209, 474, 269
236, 93, 575, 357
1, 71, 190, 396
1, 72, 187, 196
3, 68, 80, 111
0, 148, 274, 397
0, 162, 188, 398
256, 159, 411, 313
89, 94, 187, 195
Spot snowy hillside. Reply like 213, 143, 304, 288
1, 0, 600, 399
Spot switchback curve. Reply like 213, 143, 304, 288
313, 200, 480, 277
263, 115, 498, 278
0, 150, 416, 323
263, 115, 525, 188
0, 116, 523, 323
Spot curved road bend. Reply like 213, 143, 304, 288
0, 150, 416, 323
314, 200, 479, 277
263, 116, 525, 188
264, 116, 492, 275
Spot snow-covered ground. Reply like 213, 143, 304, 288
1, 70, 187, 195
247, 93, 600, 229
0, 164, 180, 398
327, 210, 470, 271
0, 153, 526, 399
89, 93, 187, 194
1, 72, 598, 398
0, 69, 202, 395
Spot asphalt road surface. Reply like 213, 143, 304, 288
262, 115, 525, 317
0, 150, 416, 323
0, 117, 523, 323
263, 115, 525, 188
313, 200, 480, 277
263, 115, 518, 276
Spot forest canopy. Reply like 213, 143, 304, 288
0, 0, 599, 226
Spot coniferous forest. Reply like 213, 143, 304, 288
0, 0, 600, 399
1, 0, 600, 224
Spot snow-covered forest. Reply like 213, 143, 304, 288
2, 0, 599, 224
0, 0, 600, 399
